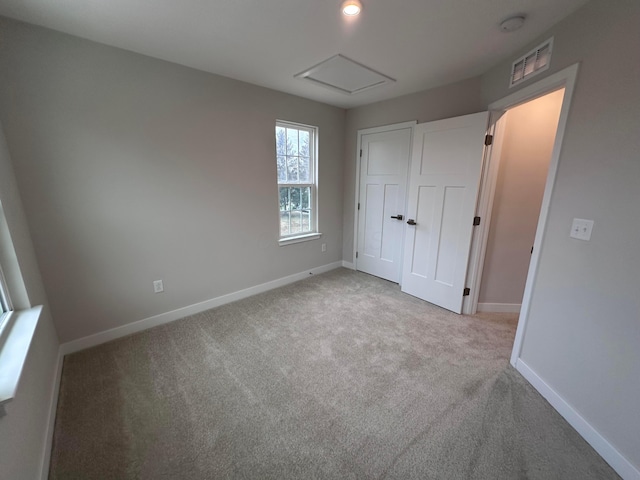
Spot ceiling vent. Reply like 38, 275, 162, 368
510, 38, 553, 88
295, 54, 395, 95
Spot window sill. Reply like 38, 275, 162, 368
278, 232, 322, 246
0, 305, 43, 415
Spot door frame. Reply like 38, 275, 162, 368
353, 121, 417, 276
459, 64, 580, 366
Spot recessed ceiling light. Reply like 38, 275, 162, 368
500, 15, 526, 33
342, 0, 362, 16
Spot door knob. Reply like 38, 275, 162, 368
407, 219, 417, 225
390, 214, 404, 220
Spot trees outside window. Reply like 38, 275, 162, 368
275, 122, 317, 239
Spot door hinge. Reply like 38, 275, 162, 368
473, 216, 481, 226
358, 202, 360, 210
356, 252, 359, 259
360, 149, 363, 157
484, 134, 493, 146
463, 288, 470, 297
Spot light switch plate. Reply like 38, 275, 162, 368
153, 279, 164, 293
570, 218, 594, 241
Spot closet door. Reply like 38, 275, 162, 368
401, 112, 489, 313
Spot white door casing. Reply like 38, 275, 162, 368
356, 124, 413, 282
401, 112, 490, 313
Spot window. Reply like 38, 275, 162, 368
0, 198, 42, 416
275, 121, 320, 244
0, 203, 14, 332
0, 265, 12, 329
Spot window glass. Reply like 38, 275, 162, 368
276, 122, 317, 239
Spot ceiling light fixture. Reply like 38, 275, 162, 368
342, 0, 362, 16
500, 15, 526, 33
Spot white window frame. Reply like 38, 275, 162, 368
0, 264, 13, 329
275, 120, 321, 246
0, 199, 43, 417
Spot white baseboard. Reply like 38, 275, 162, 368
477, 302, 521, 313
60, 261, 344, 355
342, 261, 355, 270
516, 359, 639, 480
40, 349, 63, 480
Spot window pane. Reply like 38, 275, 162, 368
302, 210, 311, 232
290, 211, 302, 234
299, 157, 310, 182
287, 128, 298, 156
277, 156, 287, 182
280, 211, 290, 236
301, 187, 310, 209
279, 187, 290, 211
276, 126, 286, 156
299, 130, 309, 157
287, 156, 298, 183
290, 187, 301, 210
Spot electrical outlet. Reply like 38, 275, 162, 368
153, 280, 164, 293
570, 218, 594, 241
321, 243, 327, 252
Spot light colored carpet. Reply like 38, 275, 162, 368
49, 268, 618, 479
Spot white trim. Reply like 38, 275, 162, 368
341, 261, 355, 270
60, 261, 344, 355
516, 360, 640, 480
40, 349, 63, 480
476, 302, 521, 313
353, 121, 417, 270
501, 64, 579, 367
278, 232, 322, 246
476, 303, 521, 313
0, 306, 43, 406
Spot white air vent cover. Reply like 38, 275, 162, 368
510, 38, 553, 88
295, 54, 395, 95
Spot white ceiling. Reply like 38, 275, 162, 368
0, 0, 589, 108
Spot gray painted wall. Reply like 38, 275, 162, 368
0, 18, 345, 343
342, 78, 484, 263
481, 0, 640, 470
478, 89, 563, 306
1, 0, 639, 475
0, 124, 59, 480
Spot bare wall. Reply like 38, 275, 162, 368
0, 18, 346, 343
342, 78, 484, 263
482, 0, 640, 470
0, 123, 60, 479
479, 89, 564, 306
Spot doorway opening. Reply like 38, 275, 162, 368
476, 88, 565, 314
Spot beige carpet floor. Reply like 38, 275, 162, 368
49, 268, 619, 479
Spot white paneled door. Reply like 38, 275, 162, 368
401, 112, 490, 313
356, 125, 413, 283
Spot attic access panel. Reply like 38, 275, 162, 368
295, 54, 395, 95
